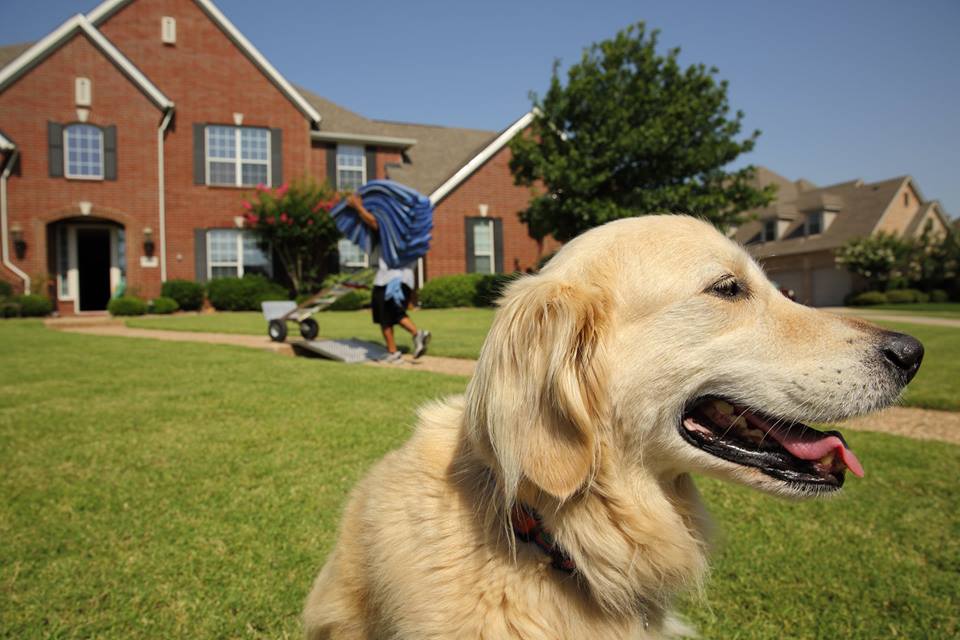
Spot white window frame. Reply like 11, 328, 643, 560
335, 144, 366, 191
206, 229, 272, 279
472, 219, 495, 274
205, 126, 271, 188
337, 238, 369, 269
64, 124, 104, 180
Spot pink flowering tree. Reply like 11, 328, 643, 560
241, 177, 342, 294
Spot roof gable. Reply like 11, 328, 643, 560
87, 0, 320, 124
0, 14, 172, 111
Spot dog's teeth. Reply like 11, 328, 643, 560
731, 416, 747, 430
714, 400, 734, 415
819, 452, 835, 466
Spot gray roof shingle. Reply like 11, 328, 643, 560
0, 42, 32, 71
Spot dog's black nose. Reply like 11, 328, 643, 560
879, 331, 924, 382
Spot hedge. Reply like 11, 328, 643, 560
108, 296, 147, 316
16, 294, 53, 317
325, 288, 372, 311
161, 279, 204, 311
847, 291, 887, 306
930, 289, 950, 303
886, 289, 924, 304
1, 301, 21, 317
0, 280, 12, 299
206, 275, 289, 311
420, 273, 525, 308
149, 296, 180, 314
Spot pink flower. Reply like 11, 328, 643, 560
245, 213, 257, 224
311, 202, 323, 213
280, 212, 289, 223
275, 183, 289, 197
255, 183, 266, 192
307, 218, 314, 226
242, 201, 253, 211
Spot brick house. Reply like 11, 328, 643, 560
733, 167, 952, 306
0, 0, 552, 313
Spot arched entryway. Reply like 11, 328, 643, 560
48, 217, 126, 312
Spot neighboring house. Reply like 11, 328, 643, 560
733, 167, 952, 306
0, 0, 552, 313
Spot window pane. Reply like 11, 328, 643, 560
338, 169, 363, 191
473, 221, 492, 253
336, 144, 364, 168
474, 255, 492, 274
207, 126, 235, 159
209, 161, 236, 186
211, 265, 237, 279
242, 232, 272, 276
338, 239, 367, 266
241, 163, 268, 186
65, 124, 103, 177
241, 128, 269, 161
808, 214, 822, 235
209, 229, 239, 262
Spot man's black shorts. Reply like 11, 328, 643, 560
371, 284, 412, 327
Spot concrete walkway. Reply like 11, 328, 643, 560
823, 307, 960, 328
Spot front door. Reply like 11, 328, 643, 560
77, 228, 111, 311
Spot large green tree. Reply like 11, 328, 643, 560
510, 23, 775, 241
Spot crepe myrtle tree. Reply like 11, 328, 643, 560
835, 232, 912, 292
509, 22, 775, 242
241, 177, 342, 294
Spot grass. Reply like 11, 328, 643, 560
1, 320, 958, 638
848, 302, 960, 318
126, 308, 495, 360
875, 321, 960, 411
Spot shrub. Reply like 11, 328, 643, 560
161, 279, 204, 311
930, 289, 949, 303
848, 291, 887, 306
206, 275, 289, 311
419, 274, 484, 308
886, 289, 920, 304
325, 288, 372, 311
1, 301, 20, 318
150, 296, 179, 314
0, 280, 12, 299
322, 267, 376, 289
475, 273, 522, 307
16, 294, 52, 317
914, 291, 930, 303
108, 296, 147, 316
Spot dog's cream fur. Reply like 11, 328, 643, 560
304, 216, 905, 639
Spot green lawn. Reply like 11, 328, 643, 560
849, 302, 960, 319
1, 320, 958, 638
127, 308, 495, 360
128, 310, 960, 411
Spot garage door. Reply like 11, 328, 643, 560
768, 270, 805, 301
811, 267, 852, 307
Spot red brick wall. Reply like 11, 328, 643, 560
0, 32, 163, 301
98, 0, 313, 282
428, 144, 558, 279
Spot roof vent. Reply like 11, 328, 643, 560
161, 17, 176, 45
75, 77, 91, 107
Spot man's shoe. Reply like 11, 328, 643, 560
379, 351, 403, 364
413, 330, 431, 359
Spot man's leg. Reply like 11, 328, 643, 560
397, 317, 418, 336
381, 325, 398, 353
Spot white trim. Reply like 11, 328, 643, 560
1, 150, 31, 293
0, 132, 14, 151
335, 144, 366, 191
72, 223, 121, 312
471, 219, 495, 274
88, 0, 319, 124
310, 131, 416, 148
205, 229, 271, 279
0, 14, 173, 111
63, 124, 105, 180
429, 111, 535, 205
158, 109, 173, 281
205, 125, 271, 187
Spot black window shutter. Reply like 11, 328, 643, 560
193, 124, 206, 185
365, 146, 377, 180
270, 128, 283, 186
493, 218, 504, 273
464, 218, 476, 273
103, 125, 117, 180
326, 145, 337, 188
194, 229, 207, 282
48, 122, 64, 177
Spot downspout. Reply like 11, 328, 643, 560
157, 108, 173, 281
1, 149, 30, 293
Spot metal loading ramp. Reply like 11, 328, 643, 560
291, 339, 389, 363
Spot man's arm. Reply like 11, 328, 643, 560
347, 193, 378, 231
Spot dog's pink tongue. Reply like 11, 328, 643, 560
766, 425, 864, 478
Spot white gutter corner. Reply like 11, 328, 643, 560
1, 149, 31, 294
157, 109, 173, 281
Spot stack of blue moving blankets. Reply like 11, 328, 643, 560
330, 180, 434, 269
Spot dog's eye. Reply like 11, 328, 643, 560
711, 277, 744, 299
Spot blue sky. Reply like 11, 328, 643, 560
2, 0, 958, 216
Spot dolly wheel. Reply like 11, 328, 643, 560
268, 319, 287, 342
300, 318, 319, 341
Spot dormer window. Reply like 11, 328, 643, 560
806, 212, 823, 236
762, 219, 777, 242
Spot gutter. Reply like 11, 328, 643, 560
1, 149, 31, 293
157, 108, 173, 281
310, 130, 416, 149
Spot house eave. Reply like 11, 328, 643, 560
310, 131, 416, 149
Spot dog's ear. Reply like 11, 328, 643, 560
465, 275, 610, 502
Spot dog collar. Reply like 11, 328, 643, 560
510, 503, 576, 574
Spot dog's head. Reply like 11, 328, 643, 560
465, 215, 922, 501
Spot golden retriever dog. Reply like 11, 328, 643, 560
303, 215, 923, 639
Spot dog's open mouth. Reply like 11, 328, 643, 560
679, 398, 864, 489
